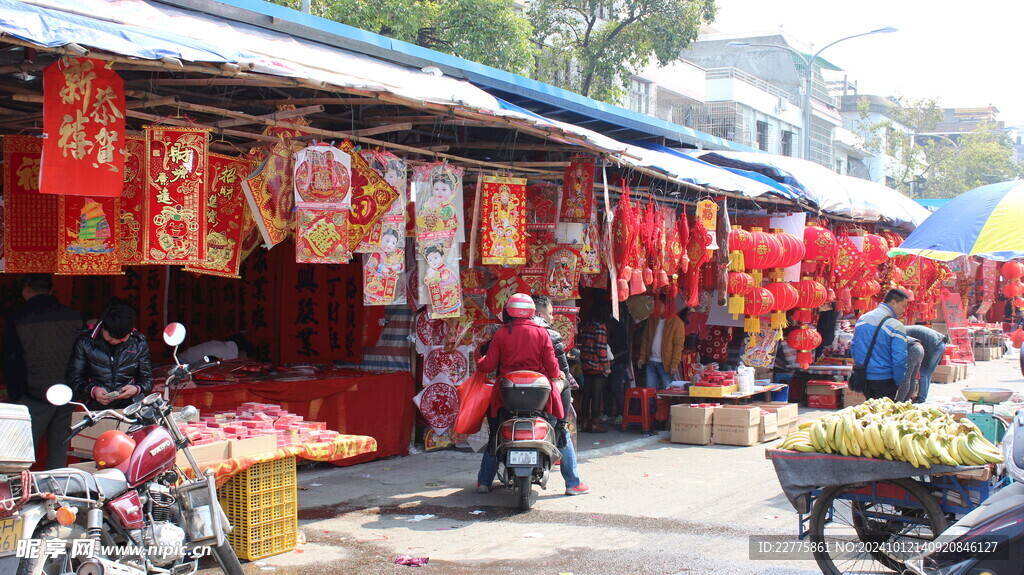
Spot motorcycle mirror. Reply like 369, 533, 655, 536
162, 323, 187, 347
177, 405, 200, 423
46, 384, 74, 406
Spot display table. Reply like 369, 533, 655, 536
172, 369, 415, 465
656, 384, 787, 405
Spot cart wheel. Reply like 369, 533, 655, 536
810, 478, 948, 575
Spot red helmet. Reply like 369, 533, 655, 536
505, 293, 535, 318
93, 430, 136, 469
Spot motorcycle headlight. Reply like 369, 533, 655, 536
1004, 413, 1024, 482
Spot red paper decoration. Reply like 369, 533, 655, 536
803, 223, 838, 261
1002, 261, 1024, 281
862, 233, 889, 265
787, 325, 822, 368
794, 277, 828, 323
765, 282, 799, 329
743, 286, 775, 333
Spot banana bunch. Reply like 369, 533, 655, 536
778, 397, 1003, 467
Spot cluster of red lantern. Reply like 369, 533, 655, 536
1002, 261, 1024, 310
784, 222, 838, 368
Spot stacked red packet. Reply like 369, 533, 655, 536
177, 402, 342, 449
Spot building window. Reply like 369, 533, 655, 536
781, 130, 794, 157
835, 158, 844, 174
885, 176, 897, 188
756, 121, 769, 151
627, 79, 651, 115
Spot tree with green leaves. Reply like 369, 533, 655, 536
267, 0, 535, 75
528, 0, 717, 103
923, 122, 1024, 198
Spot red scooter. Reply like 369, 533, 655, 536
6, 323, 242, 575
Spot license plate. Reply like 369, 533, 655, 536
0, 516, 23, 557
508, 450, 538, 466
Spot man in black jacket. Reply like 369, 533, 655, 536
3, 274, 83, 469
66, 302, 153, 411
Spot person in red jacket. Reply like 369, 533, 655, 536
475, 294, 589, 495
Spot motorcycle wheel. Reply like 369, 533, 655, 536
515, 476, 533, 511
17, 521, 87, 575
212, 541, 245, 575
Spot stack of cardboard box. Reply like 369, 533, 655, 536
669, 402, 797, 446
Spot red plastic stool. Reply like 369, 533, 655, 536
621, 387, 658, 432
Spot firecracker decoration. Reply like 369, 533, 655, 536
414, 163, 464, 248
4, 135, 59, 273
612, 181, 640, 301
339, 141, 400, 251
765, 281, 799, 331
355, 150, 407, 252
787, 324, 822, 369
118, 136, 145, 265
559, 156, 594, 223
862, 233, 890, 266
185, 154, 254, 278
743, 286, 775, 333
683, 216, 713, 307
1002, 261, 1024, 281
42, 57, 125, 197
744, 227, 782, 284
479, 176, 527, 265
57, 195, 120, 275
727, 271, 754, 317
794, 276, 828, 324
242, 137, 297, 248
143, 126, 209, 264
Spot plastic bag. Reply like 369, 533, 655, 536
453, 371, 493, 435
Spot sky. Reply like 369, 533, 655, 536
709, 0, 1024, 126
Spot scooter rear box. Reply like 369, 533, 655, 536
0, 403, 34, 472
499, 372, 551, 412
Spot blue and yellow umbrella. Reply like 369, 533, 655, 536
891, 180, 1024, 261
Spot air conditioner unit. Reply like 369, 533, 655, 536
775, 97, 789, 114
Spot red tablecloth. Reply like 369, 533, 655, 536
172, 370, 415, 466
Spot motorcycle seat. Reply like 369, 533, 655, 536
33, 468, 129, 499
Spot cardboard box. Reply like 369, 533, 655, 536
230, 434, 278, 458
175, 439, 230, 467
71, 408, 188, 454
931, 322, 948, 335
669, 405, 714, 445
758, 411, 779, 443
807, 393, 840, 409
844, 390, 867, 407
933, 365, 957, 384
776, 420, 799, 438
689, 384, 739, 398
712, 406, 760, 446
755, 402, 798, 427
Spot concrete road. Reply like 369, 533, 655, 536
230, 350, 1023, 575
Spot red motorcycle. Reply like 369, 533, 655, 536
7, 323, 242, 575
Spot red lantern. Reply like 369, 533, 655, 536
1003, 281, 1024, 299
794, 277, 828, 323
744, 227, 783, 283
728, 227, 751, 272
851, 278, 882, 312
1015, 297, 1024, 310
727, 272, 755, 316
743, 286, 775, 333
862, 234, 889, 266
787, 325, 822, 369
765, 282, 799, 330
803, 223, 838, 261
774, 231, 806, 268
643, 267, 654, 286
1002, 261, 1024, 281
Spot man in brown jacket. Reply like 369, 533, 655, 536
638, 294, 686, 390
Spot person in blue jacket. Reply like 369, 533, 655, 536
852, 289, 910, 400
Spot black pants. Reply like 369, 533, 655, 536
581, 373, 607, 421
23, 395, 75, 470
865, 379, 898, 400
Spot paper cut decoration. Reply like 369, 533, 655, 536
526, 184, 560, 230
413, 380, 460, 434
480, 176, 527, 265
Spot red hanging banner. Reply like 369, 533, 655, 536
339, 140, 399, 251
185, 154, 255, 278
551, 305, 580, 351
3, 135, 58, 273
41, 57, 125, 197
479, 176, 527, 266
57, 195, 121, 275
118, 136, 146, 265
559, 156, 595, 223
143, 126, 209, 264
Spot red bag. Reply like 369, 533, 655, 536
453, 371, 493, 435
1010, 328, 1024, 349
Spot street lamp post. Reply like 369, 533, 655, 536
728, 27, 897, 163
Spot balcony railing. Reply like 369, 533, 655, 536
706, 68, 799, 105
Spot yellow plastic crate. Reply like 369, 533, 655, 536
218, 456, 299, 560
